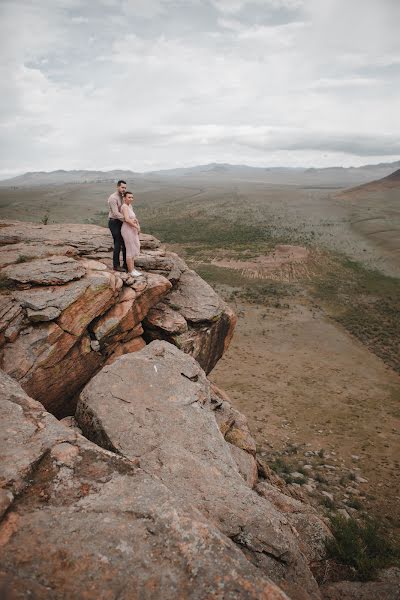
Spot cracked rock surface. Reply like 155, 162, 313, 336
76, 340, 322, 600
0, 369, 290, 600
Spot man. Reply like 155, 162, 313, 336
108, 180, 128, 272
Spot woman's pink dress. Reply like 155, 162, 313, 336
121, 205, 140, 258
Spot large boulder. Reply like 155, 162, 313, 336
0, 370, 289, 600
76, 341, 321, 600
144, 270, 237, 373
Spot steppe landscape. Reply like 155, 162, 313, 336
1, 163, 399, 543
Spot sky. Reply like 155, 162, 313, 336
1, 0, 400, 177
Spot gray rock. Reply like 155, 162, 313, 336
5, 256, 86, 286
14, 278, 90, 312
229, 443, 258, 488
255, 482, 331, 563
0, 221, 160, 254
321, 491, 334, 502
135, 250, 187, 283
165, 269, 224, 323
0, 241, 78, 268
26, 306, 61, 322
144, 273, 237, 373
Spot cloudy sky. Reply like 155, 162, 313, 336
1, 0, 400, 177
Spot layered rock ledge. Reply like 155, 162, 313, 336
0, 220, 236, 414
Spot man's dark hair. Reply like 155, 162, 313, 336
117, 180, 127, 186
124, 191, 133, 197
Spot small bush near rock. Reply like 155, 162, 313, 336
346, 496, 363, 510
0, 273, 15, 290
326, 515, 400, 581
16, 254, 30, 263
270, 456, 292, 474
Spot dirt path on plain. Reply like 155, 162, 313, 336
209, 297, 400, 525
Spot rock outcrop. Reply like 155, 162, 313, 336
144, 270, 237, 374
76, 340, 323, 600
0, 219, 333, 599
0, 220, 236, 413
0, 370, 289, 600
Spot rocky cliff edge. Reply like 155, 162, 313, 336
0, 220, 235, 415
0, 220, 330, 599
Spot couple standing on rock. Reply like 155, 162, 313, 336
107, 180, 142, 277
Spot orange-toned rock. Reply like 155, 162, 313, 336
20, 334, 103, 415
0, 220, 235, 418
1, 322, 76, 382
131, 273, 172, 325
106, 336, 146, 364
56, 271, 116, 336
144, 301, 188, 334
77, 341, 321, 600
0, 296, 24, 346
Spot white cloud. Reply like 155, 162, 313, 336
310, 77, 380, 89
212, 0, 303, 14
0, 0, 399, 176
120, 0, 166, 19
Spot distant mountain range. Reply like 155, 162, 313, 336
0, 169, 139, 187
1, 160, 400, 187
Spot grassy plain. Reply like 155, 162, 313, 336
0, 174, 399, 529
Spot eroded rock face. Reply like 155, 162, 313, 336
0, 221, 237, 411
76, 341, 323, 600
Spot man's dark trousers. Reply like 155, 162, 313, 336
108, 218, 127, 270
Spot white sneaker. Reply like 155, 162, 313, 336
130, 269, 142, 277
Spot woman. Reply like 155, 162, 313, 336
121, 191, 142, 276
